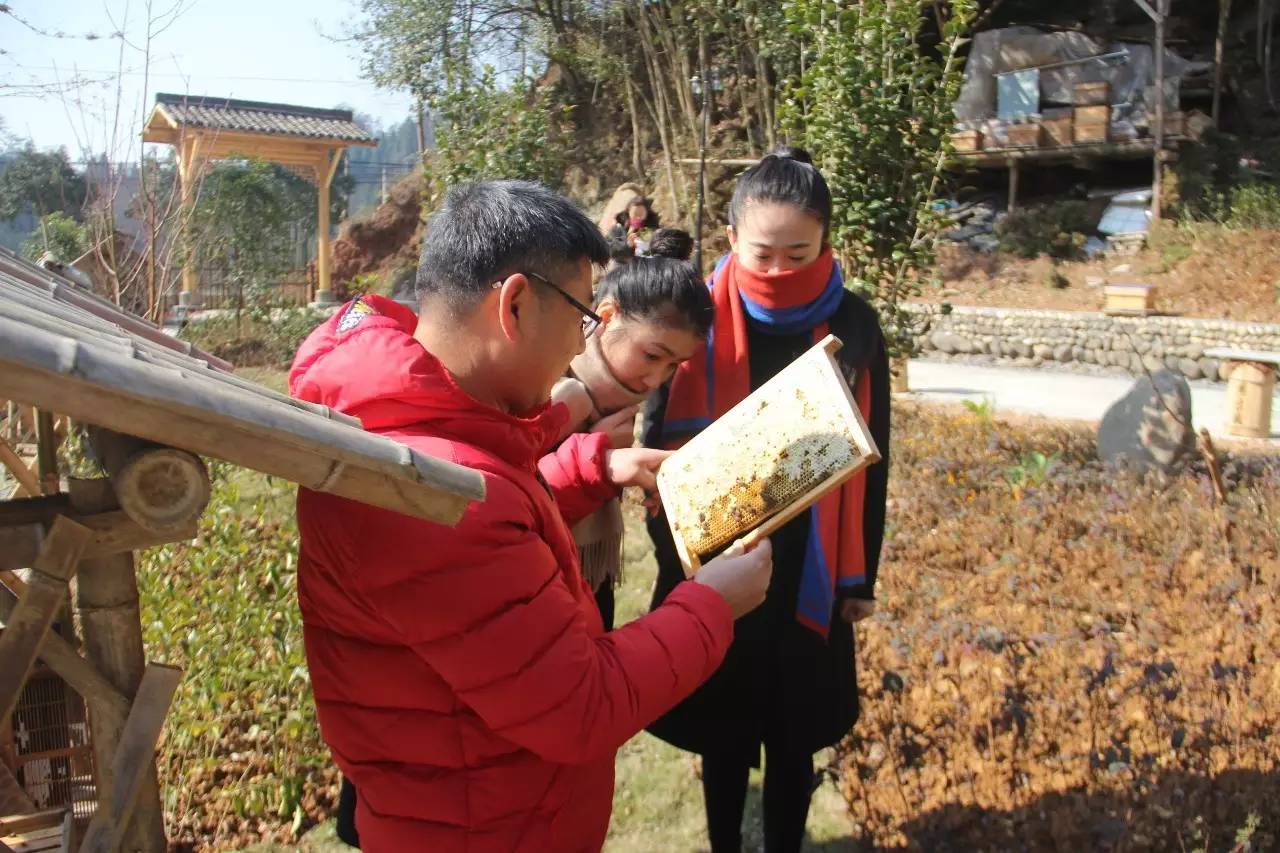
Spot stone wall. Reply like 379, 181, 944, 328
906, 304, 1280, 382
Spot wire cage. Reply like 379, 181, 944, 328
3, 662, 99, 829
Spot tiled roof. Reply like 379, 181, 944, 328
154, 93, 375, 143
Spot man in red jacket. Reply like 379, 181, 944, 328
290, 180, 772, 852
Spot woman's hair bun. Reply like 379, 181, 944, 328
768, 145, 814, 166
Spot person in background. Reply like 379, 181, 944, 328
607, 195, 661, 258
643, 148, 892, 853
291, 181, 773, 851
552, 229, 710, 629
646, 227, 695, 262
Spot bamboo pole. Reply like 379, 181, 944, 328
87, 428, 210, 535
0, 318, 484, 525
69, 481, 167, 853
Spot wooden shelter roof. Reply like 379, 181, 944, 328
143, 94, 375, 147
0, 249, 484, 525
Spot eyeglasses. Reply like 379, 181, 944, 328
493, 271, 602, 337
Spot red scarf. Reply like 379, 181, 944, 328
663, 249, 870, 637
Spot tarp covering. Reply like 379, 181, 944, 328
955, 26, 1206, 126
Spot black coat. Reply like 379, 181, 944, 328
642, 290, 891, 760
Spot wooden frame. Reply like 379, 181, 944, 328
656, 335, 881, 575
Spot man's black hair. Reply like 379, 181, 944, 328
727, 146, 832, 238
594, 256, 712, 339
416, 180, 610, 308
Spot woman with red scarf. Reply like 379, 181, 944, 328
643, 148, 891, 853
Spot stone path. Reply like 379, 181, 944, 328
906, 358, 1280, 446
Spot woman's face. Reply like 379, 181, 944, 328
596, 305, 703, 394
727, 200, 825, 274
627, 201, 649, 223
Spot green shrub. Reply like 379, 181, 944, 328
996, 202, 1093, 260
180, 307, 326, 368
21, 211, 88, 263
1227, 182, 1280, 230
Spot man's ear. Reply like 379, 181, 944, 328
495, 273, 532, 343
726, 224, 738, 250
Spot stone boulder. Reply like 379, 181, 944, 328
1098, 370, 1196, 473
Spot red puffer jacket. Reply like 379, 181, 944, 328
289, 296, 734, 852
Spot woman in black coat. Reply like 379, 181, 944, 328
606, 195, 661, 257
644, 148, 890, 853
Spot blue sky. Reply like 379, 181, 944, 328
1, 0, 417, 155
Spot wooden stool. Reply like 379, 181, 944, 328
1206, 348, 1280, 439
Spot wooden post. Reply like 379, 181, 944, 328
177, 134, 204, 310
313, 149, 342, 307
87, 428, 210, 535
68, 481, 166, 852
77, 664, 181, 853
35, 409, 58, 495
1008, 158, 1020, 211
0, 516, 91, 722
1214, 0, 1232, 127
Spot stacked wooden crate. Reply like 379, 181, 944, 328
1073, 82, 1111, 144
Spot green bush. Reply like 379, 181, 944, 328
995, 201, 1093, 260
180, 307, 326, 368
21, 211, 88, 263
1227, 182, 1280, 230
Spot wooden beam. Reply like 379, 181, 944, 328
1130, 0, 1159, 22
0, 434, 39, 497
87, 429, 210, 535
0, 810, 67, 836
0, 586, 132, 722
0, 516, 92, 722
0, 513, 197, 572
77, 664, 181, 853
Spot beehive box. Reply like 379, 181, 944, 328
656, 335, 880, 575
1074, 105, 1111, 144
1104, 283, 1158, 314
1007, 123, 1044, 148
1074, 81, 1111, 106
1042, 115, 1073, 147
951, 129, 983, 153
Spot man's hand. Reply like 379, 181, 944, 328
840, 599, 876, 623
604, 447, 669, 492
694, 538, 773, 619
591, 405, 639, 449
